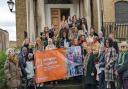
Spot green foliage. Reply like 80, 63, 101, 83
0, 52, 7, 89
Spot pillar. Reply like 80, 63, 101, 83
37, 0, 45, 33
26, 0, 35, 42
83, 0, 91, 33
97, 0, 102, 33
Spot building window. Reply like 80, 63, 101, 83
115, 1, 128, 23
44, 0, 73, 4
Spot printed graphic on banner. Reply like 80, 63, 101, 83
35, 48, 67, 83
67, 46, 83, 77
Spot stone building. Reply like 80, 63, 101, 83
16, 0, 128, 46
0, 28, 9, 51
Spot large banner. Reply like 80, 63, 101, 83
35, 48, 67, 83
67, 46, 83, 77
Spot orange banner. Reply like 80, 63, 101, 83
35, 48, 67, 83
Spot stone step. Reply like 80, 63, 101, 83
37, 84, 84, 89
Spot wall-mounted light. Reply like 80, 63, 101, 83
7, 0, 15, 12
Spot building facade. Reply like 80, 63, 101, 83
16, 0, 128, 46
0, 29, 9, 51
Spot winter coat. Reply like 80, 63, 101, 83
117, 52, 128, 79
18, 53, 27, 77
4, 60, 22, 88
83, 53, 97, 84
25, 61, 34, 79
105, 47, 117, 82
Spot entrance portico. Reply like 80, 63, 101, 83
16, 0, 102, 46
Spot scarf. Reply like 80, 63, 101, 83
8, 56, 18, 64
118, 52, 126, 66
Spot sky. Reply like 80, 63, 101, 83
0, 0, 16, 41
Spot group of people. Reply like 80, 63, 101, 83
4, 15, 128, 89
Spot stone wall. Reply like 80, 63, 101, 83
16, 0, 27, 47
103, 0, 115, 22
0, 29, 9, 51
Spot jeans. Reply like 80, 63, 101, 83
99, 71, 105, 89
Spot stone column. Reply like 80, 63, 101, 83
16, 0, 27, 47
29, 0, 35, 42
80, 0, 84, 18
83, 0, 91, 33
26, 0, 35, 42
37, 0, 45, 34
97, 0, 102, 33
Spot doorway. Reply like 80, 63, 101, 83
60, 8, 70, 20
51, 8, 70, 29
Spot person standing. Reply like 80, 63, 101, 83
25, 53, 35, 89
98, 45, 106, 89
45, 38, 56, 50
83, 47, 97, 89
18, 46, 28, 78
115, 41, 128, 89
104, 39, 117, 89
4, 48, 22, 89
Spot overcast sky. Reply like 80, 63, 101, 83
0, 0, 16, 41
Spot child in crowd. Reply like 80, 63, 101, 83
25, 53, 35, 89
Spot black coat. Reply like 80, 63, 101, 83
84, 54, 97, 84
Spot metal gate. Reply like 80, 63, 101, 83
104, 22, 128, 41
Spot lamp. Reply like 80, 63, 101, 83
7, 0, 15, 12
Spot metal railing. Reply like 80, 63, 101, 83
104, 22, 128, 41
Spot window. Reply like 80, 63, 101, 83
115, 1, 128, 23
45, 0, 73, 4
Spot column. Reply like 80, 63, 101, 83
30, 0, 35, 41
37, 0, 45, 33
97, 0, 102, 33
26, 0, 35, 42
83, 0, 91, 33
80, 0, 84, 18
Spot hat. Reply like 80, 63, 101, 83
119, 41, 128, 48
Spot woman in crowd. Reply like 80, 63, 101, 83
18, 46, 28, 78
4, 48, 22, 89
83, 47, 97, 89
69, 27, 78, 40
44, 26, 49, 35
92, 36, 100, 55
104, 39, 117, 89
81, 18, 88, 37
45, 38, 56, 50
34, 37, 44, 51
108, 33, 119, 54
115, 41, 128, 89
67, 16, 72, 28
98, 45, 106, 89
57, 31, 70, 48
72, 15, 77, 24
60, 15, 69, 29
78, 35, 86, 46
